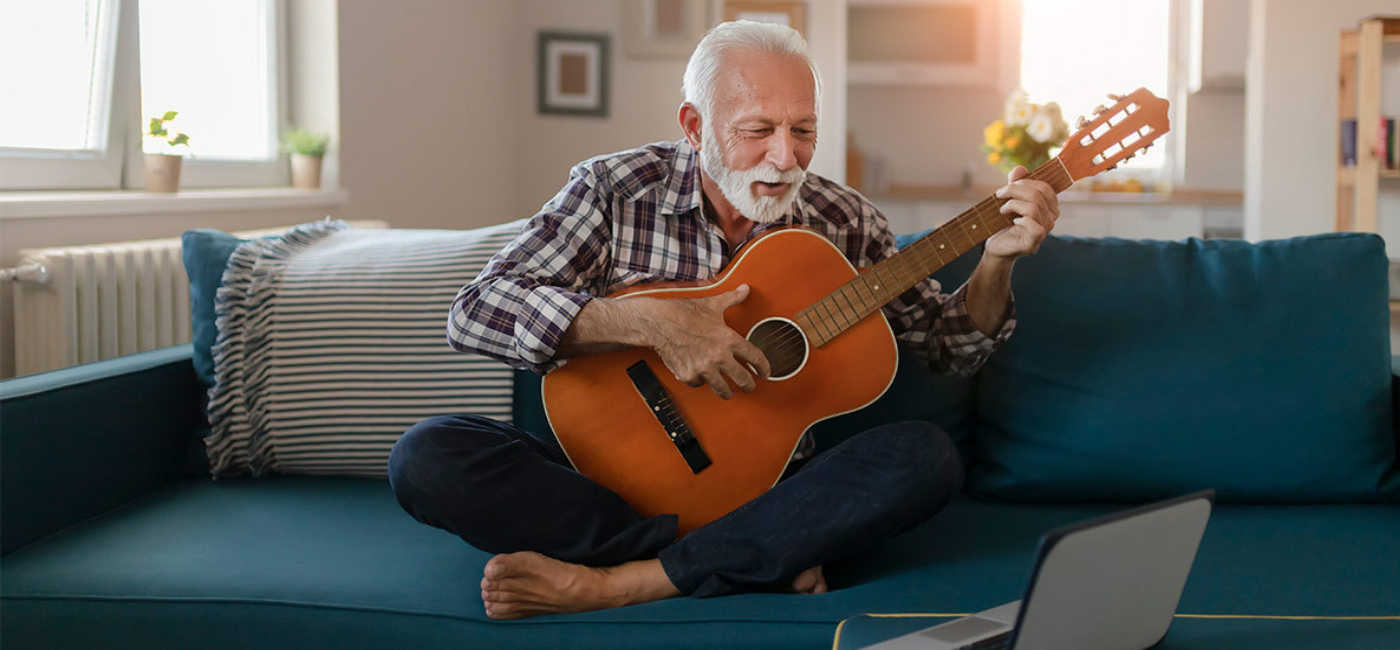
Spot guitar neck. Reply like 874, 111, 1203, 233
795, 158, 1076, 347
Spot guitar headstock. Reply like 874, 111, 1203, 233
1057, 88, 1170, 182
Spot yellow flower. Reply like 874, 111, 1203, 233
1005, 135, 1021, 149
988, 152, 1001, 164
984, 120, 1005, 146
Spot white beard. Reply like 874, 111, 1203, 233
699, 125, 805, 224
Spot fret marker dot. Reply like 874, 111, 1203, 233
939, 244, 946, 250
873, 285, 880, 290
971, 225, 978, 230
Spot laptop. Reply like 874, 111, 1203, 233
861, 490, 1215, 650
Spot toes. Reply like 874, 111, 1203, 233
484, 554, 514, 580
791, 566, 829, 595
485, 601, 535, 621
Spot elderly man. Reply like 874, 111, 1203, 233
388, 21, 1058, 619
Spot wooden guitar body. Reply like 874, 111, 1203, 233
542, 228, 899, 536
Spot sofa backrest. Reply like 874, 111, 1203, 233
894, 231, 1399, 504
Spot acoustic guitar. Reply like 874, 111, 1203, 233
543, 88, 1170, 535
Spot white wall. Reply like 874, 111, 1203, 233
511, 0, 847, 215
336, 0, 519, 229
1244, 0, 1400, 244
1177, 91, 1246, 191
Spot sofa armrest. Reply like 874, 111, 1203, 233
0, 345, 202, 555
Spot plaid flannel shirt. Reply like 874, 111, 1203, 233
449, 140, 1014, 377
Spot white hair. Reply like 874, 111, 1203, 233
682, 20, 822, 123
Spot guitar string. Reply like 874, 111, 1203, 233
757, 155, 1105, 373
736, 162, 1072, 365
781, 162, 1070, 349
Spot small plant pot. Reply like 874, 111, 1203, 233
291, 154, 323, 190
144, 153, 183, 193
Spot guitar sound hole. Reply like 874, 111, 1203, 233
747, 318, 809, 381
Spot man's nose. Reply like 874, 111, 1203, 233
766, 131, 798, 171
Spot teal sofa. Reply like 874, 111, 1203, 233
3, 232, 1398, 649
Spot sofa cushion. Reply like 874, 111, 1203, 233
182, 229, 249, 390
968, 234, 1397, 503
206, 220, 524, 477
3, 478, 1395, 650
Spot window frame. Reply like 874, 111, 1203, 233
0, 0, 124, 190
1015, 0, 1180, 187
0, 0, 288, 191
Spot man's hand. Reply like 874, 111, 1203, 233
965, 166, 1058, 337
642, 284, 771, 400
985, 165, 1059, 260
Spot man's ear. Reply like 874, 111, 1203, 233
679, 103, 703, 151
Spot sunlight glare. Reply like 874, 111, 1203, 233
1021, 0, 1170, 170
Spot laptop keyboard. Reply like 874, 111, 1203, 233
955, 631, 1011, 650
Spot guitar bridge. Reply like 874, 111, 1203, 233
625, 360, 712, 475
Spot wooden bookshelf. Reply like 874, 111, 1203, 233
1337, 17, 1400, 233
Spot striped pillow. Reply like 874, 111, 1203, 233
206, 219, 526, 478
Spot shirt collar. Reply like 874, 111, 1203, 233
661, 139, 703, 217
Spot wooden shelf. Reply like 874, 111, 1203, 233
1336, 17, 1400, 233
1339, 167, 1400, 184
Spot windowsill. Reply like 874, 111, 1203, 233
0, 187, 350, 220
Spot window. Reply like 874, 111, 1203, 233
0, 0, 284, 191
1020, 0, 1172, 174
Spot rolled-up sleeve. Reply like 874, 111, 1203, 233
448, 164, 612, 374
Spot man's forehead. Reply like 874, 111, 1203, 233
712, 50, 817, 118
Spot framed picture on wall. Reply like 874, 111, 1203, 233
622, 0, 710, 57
721, 0, 806, 36
537, 32, 610, 118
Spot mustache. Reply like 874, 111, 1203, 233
735, 164, 805, 185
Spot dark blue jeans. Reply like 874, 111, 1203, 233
388, 414, 962, 597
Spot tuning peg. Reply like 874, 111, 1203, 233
1107, 93, 1123, 102
1107, 164, 1118, 170
1076, 116, 1088, 130
1093, 104, 1107, 116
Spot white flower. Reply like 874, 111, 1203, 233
1005, 90, 1032, 127
1041, 102, 1070, 141
1027, 112, 1055, 143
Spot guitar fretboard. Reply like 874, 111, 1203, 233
795, 159, 1075, 347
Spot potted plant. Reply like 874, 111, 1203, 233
143, 111, 190, 193
282, 128, 330, 189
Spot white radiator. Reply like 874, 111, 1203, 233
10, 221, 388, 377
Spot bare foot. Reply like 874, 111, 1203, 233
480, 551, 681, 620
791, 566, 829, 594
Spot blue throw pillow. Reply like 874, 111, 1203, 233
969, 233, 1398, 503
181, 229, 248, 390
